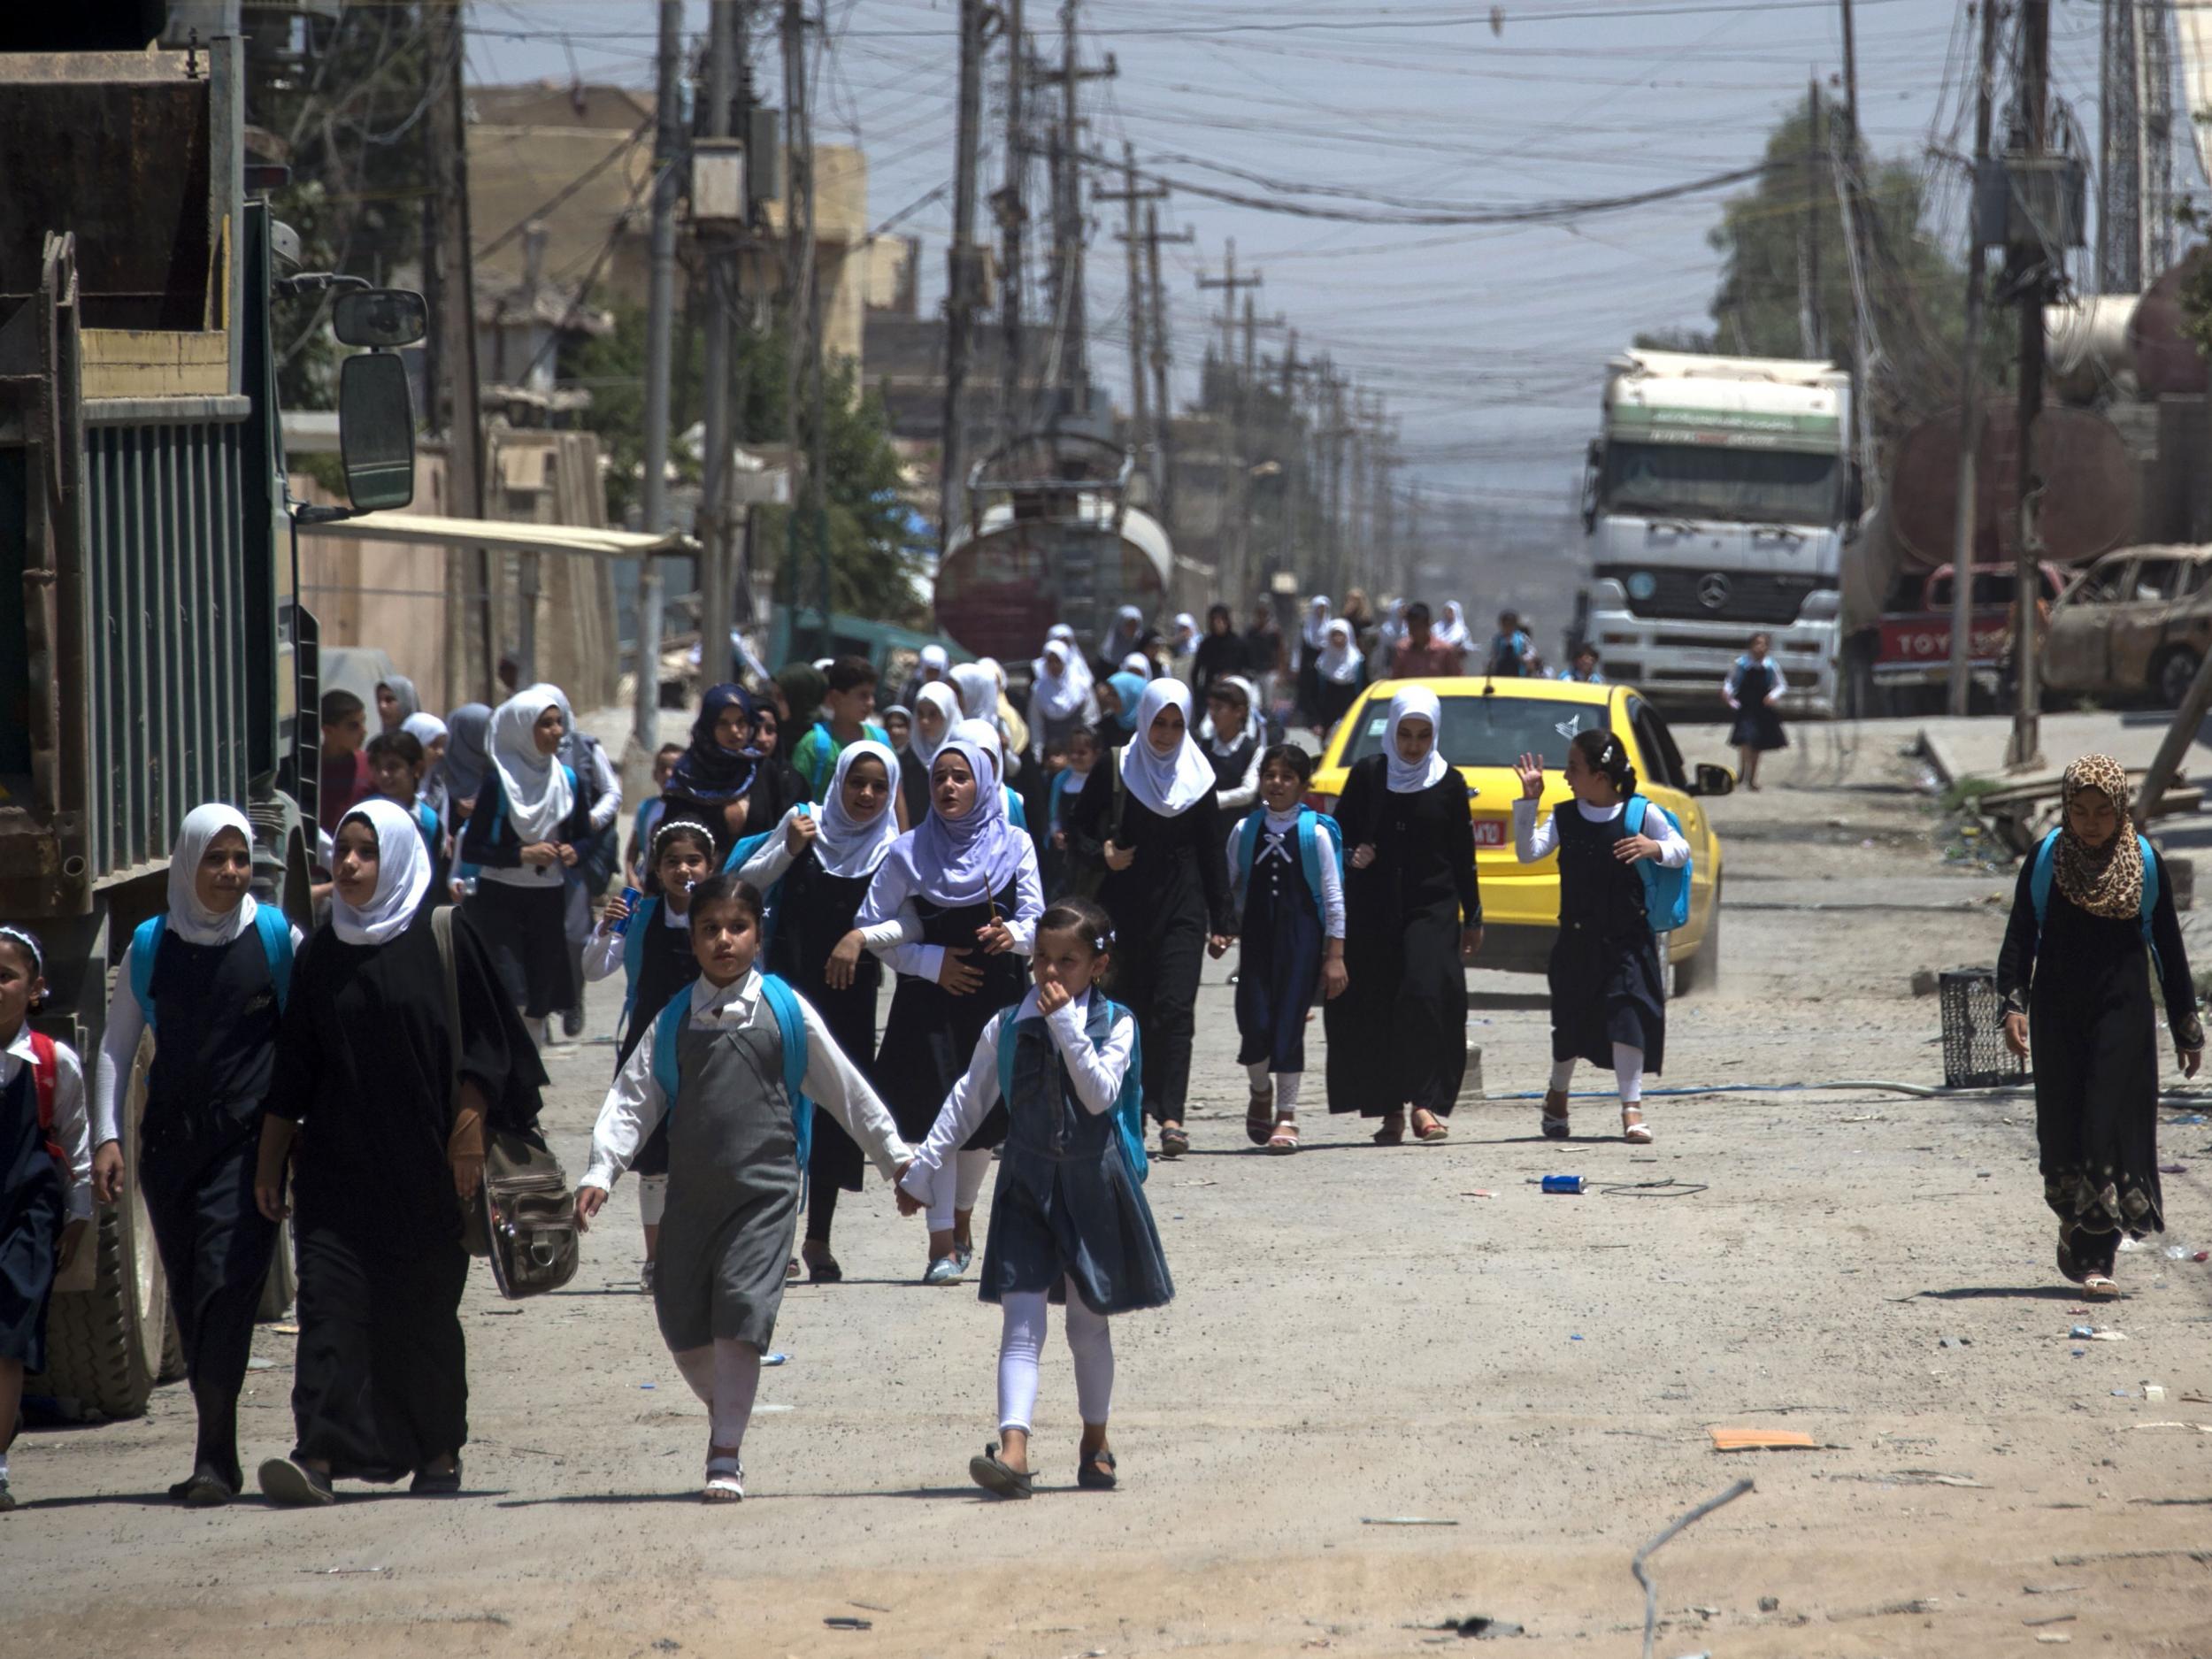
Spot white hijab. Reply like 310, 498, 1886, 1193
1317, 619, 1361, 685
1384, 685, 1450, 794
1301, 595, 1332, 651
1031, 638, 1093, 723
330, 798, 432, 946
918, 643, 949, 677
911, 681, 962, 768
402, 711, 448, 749
1121, 650, 1152, 677
1435, 602, 1471, 649
812, 740, 902, 879
1121, 679, 1217, 817
488, 683, 575, 841
949, 661, 999, 723
166, 803, 258, 946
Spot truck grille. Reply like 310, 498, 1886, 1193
1597, 565, 1830, 626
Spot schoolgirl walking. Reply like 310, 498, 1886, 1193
1513, 730, 1688, 1145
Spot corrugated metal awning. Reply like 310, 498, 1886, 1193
296, 511, 700, 561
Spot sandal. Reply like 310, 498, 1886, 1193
1541, 1090, 1571, 1141
1076, 1447, 1118, 1491
1246, 1087, 1275, 1146
1621, 1105, 1653, 1145
703, 1452, 745, 1503
1372, 1112, 1406, 1147
803, 1242, 843, 1284
2082, 1273, 2121, 1302
2055, 1223, 2087, 1286
1266, 1116, 1300, 1155
1158, 1124, 1190, 1158
968, 1442, 1033, 1500
1411, 1109, 1449, 1143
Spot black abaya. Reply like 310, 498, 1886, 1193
764, 850, 880, 1223
264, 905, 545, 1481
1998, 851, 2198, 1264
1325, 754, 1479, 1117
1065, 758, 1233, 1125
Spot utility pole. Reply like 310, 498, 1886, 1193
940, 0, 992, 552
1801, 77, 1823, 357
1141, 204, 1190, 513
635, 0, 683, 757
1033, 4, 1115, 415
1197, 240, 1264, 591
1839, 0, 1859, 150
1945, 0, 2001, 718
2008, 0, 2052, 771
422, 0, 495, 702
697, 0, 741, 687
1096, 148, 1165, 490
782, 0, 829, 652
1278, 327, 1301, 578
993, 4, 1027, 444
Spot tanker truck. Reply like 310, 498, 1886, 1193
1576, 349, 1860, 714
0, 33, 423, 1416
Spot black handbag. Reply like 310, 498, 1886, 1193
433, 908, 580, 1297
1064, 749, 1128, 902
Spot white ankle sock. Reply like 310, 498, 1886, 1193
1549, 1058, 1576, 1092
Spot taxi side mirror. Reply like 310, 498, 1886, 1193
1689, 763, 1735, 798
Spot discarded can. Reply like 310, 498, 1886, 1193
611, 885, 643, 935
1541, 1174, 1588, 1194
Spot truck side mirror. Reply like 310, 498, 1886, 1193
337, 352, 416, 512
333, 288, 428, 349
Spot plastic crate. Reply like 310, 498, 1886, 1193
1939, 968, 2024, 1089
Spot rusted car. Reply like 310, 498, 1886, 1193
2041, 544, 2212, 707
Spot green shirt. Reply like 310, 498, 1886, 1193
791, 719, 889, 799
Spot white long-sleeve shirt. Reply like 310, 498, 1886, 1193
896, 987, 1133, 1202
1512, 796, 1690, 867
91, 921, 307, 1151
580, 895, 690, 984
1721, 656, 1786, 709
6, 1025, 91, 1222
575, 734, 624, 833
1226, 808, 1346, 940
741, 806, 926, 964
581, 968, 910, 1193
854, 837, 1043, 983
1209, 739, 1264, 816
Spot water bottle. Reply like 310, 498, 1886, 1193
611, 885, 642, 935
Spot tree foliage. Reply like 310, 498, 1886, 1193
561, 302, 927, 626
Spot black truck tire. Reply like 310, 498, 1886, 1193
27, 1032, 170, 1418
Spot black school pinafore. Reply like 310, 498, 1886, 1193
1546, 802, 1667, 1071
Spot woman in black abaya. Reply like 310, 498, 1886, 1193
1998, 753, 2200, 1300
255, 798, 546, 1504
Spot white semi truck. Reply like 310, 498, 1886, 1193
1576, 349, 1859, 714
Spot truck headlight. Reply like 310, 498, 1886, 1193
1799, 589, 1839, 621
1625, 571, 1658, 602
1591, 578, 1628, 608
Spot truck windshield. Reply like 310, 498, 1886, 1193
1600, 441, 1838, 526
1343, 695, 1609, 771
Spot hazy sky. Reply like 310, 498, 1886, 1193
466, 1, 2150, 512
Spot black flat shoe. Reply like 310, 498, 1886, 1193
257, 1457, 336, 1507
968, 1443, 1033, 1500
1076, 1448, 1118, 1491
410, 1460, 463, 1495
171, 1463, 237, 1507
805, 1249, 843, 1284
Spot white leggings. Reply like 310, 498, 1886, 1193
637, 1173, 669, 1227
997, 1279, 1114, 1433
1550, 1044, 1645, 1107
926, 1148, 995, 1233
672, 1338, 764, 1450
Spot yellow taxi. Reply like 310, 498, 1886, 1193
1306, 676, 1732, 991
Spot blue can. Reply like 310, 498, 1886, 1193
1540, 1174, 1587, 1195
611, 885, 643, 935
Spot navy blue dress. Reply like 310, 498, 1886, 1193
1727, 658, 1788, 752
1546, 803, 1667, 1071
0, 1057, 64, 1371
978, 999, 1173, 1317
1234, 821, 1325, 1074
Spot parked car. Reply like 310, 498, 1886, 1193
1305, 677, 1733, 991
2041, 544, 2212, 707
1863, 562, 2067, 715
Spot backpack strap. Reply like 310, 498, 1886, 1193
757, 973, 814, 1181
995, 1007, 1020, 1106
618, 896, 659, 1033
27, 1030, 64, 1167
2139, 835, 2160, 931
1233, 809, 1264, 887
128, 913, 165, 1027
723, 827, 776, 876
2028, 828, 2061, 938
806, 722, 836, 795
1103, 999, 1148, 1185
252, 905, 296, 1014
649, 987, 688, 1118
1624, 795, 1647, 837
1005, 785, 1028, 832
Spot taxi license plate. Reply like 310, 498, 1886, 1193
1471, 819, 1506, 849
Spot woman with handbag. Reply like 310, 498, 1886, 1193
253, 799, 547, 1506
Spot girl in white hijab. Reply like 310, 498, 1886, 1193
1312, 618, 1365, 736
1064, 679, 1233, 1158
735, 739, 904, 1282
1325, 684, 1481, 1146
1434, 602, 1471, 650
255, 796, 548, 1507
900, 682, 962, 830
91, 803, 304, 1504
459, 684, 591, 1034
1028, 636, 1098, 762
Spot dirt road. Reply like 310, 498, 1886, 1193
7, 719, 2210, 1657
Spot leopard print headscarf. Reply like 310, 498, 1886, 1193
2053, 753, 2144, 921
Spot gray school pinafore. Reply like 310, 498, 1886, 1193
653, 1004, 800, 1353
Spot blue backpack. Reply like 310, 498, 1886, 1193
721, 802, 817, 948
1004, 784, 1029, 833
616, 895, 672, 1039
801, 721, 890, 797
129, 907, 295, 1029
2029, 829, 2161, 970
1623, 795, 1692, 933
1231, 808, 1346, 926
648, 974, 814, 1178
993, 997, 1148, 1185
